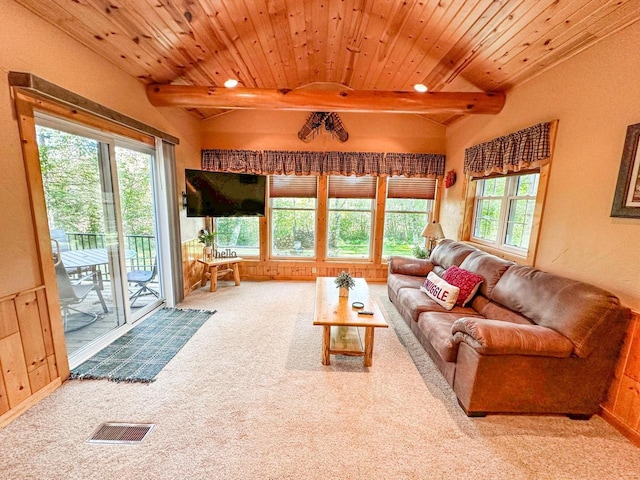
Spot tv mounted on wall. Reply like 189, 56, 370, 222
185, 169, 266, 218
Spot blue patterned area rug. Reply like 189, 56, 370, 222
69, 307, 215, 383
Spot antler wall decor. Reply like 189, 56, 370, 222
298, 112, 349, 143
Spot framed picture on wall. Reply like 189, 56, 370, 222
611, 122, 640, 218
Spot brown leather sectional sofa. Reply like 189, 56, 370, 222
387, 239, 630, 418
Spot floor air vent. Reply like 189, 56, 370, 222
86, 422, 155, 445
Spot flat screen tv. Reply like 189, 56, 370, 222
185, 169, 266, 217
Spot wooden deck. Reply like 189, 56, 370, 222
63, 281, 161, 355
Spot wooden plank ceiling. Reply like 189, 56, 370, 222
13, 0, 640, 124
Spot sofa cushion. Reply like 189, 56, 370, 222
417, 312, 469, 362
492, 265, 624, 358
420, 272, 460, 310
396, 287, 479, 323
459, 250, 513, 299
387, 273, 424, 299
471, 296, 533, 325
443, 265, 484, 306
429, 239, 477, 270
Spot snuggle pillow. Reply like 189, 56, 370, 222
420, 272, 460, 311
443, 265, 484, 307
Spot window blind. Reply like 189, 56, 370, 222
328, 175, 377, 199
269, 175, 318, 198
387, 176, 437, 199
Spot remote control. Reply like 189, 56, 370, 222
357, 310, 374, 315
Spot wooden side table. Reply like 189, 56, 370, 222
197, 257, 243, 292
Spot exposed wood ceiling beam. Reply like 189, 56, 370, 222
146, 85, 505, 115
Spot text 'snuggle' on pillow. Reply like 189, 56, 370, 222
420, 272, 460, 311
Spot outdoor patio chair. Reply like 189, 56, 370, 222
127, 261, 159, 306
55, 260, 108, 332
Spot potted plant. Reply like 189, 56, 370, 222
334, 271, 355, 297
413, 245, 429, 259
198, 229, 217, 259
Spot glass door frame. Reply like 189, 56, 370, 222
34, 112, 166, 367
114, 138, 165, 320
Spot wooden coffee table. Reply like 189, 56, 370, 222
313, 277, 388, 367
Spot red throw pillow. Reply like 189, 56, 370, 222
442, 265, 484, 307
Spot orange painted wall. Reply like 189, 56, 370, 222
443, 21, 640, 313
0, 1, 203, 298
200, 109, 446, 153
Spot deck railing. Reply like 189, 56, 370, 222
65, 232, 156, 280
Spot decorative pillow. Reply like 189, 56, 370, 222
443, 265, 484, 307
420, 272, 460, 311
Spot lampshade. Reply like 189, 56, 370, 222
421, 222, 445, 239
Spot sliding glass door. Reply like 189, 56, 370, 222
115, 145, 162, 312
36, 115, 164, 361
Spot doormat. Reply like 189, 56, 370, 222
69, 307, 215, 383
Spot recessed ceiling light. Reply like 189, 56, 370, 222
224, 79, 239, 88
414, 83, 428, 93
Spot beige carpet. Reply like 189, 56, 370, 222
1, 280, 639, 479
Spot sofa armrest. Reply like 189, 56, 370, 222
451, 317, 574, 357
388, 255, 434, 277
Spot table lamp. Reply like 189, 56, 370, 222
421, 221, 445, 254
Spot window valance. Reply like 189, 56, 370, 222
201, 149, 445, 178
464, 122, 551, 178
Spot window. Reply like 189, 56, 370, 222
472, 173, 539, 254
270, 176, 317, 258
382, 177, 435, 258
215, 217, 260, 257
327, 176, 376, 259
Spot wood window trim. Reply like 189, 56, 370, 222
13, 89, 156, 147
240, 173, 442, 267
460, 120, 558, 266
327, 177, 377, 262
12, 94, 70, 379
9, 72, 178, 145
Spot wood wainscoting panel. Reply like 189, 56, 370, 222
602, 311, 640, 446
0, 286, 63, 427
236, 260, 388, 282
0, 333, 32, 408
0, 369, 8, 415
27, 363, 51, 394
182, 239, 206, 296
14, 292, 48, 374
181, 238, 390, 294
36, 289, 54, 354
0, 297, 20, 339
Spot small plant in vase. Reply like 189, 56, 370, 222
198, 229, 217, 259
334, 271, 355, 297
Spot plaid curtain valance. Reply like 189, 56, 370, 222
202, 149, 445, 178
464, 122, 551, 178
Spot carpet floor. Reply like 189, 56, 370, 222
0, 280, 639, 479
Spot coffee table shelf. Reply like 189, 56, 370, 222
313, 277, 388, 367
330, 326, 364, 355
